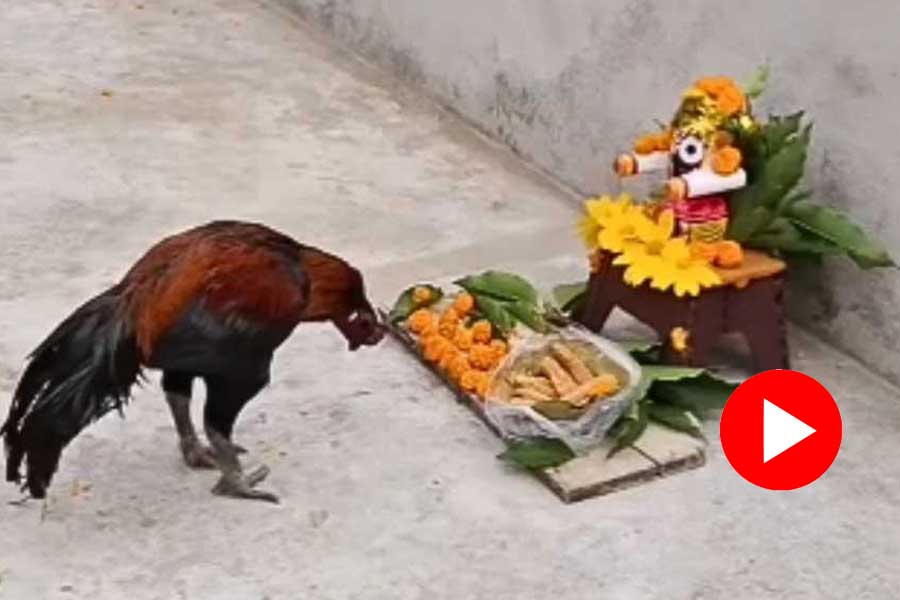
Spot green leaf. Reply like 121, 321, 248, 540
474, 294, 516, 336
552, 282, 587, 314
747, 217, 844, 255
642, 365, 706, 381
764, 111, 804, 153
607, 399, 649, 457
728, 203, 774, 242
651, 373, 738, 420
619, 339, 661, 355
728, 119, 811, 241
756, 127, 810, 208
455, 271, 539, 304
498, 438, 575, 469
787, 203, 896, 268
631, 365, 706, 412
647, 402, 705, 439
745, 64, 770, 100
505, 299, 551, 333
388, 284, 443, 323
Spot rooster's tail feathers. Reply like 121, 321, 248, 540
1, 288, 142, 498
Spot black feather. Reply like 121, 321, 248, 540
1, 287, 142, 498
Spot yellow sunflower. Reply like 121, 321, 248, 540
652, 238, 722, 297
577, 194, 635, 250
613, 210, 722, 297
613, 209, 675, 286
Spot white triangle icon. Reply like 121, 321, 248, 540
763, 399, 816, 463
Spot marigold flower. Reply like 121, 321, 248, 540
460, 369, 481, 393
412, 286, 433, 305
423, 336, 451, 363
452, 293, 475, 316
489, 339, 508, 363
408, 308, 436, 335
471, 320, 492, 343
711, 145, 742, 175
454, 327, 474, 351
670, 327, 690, 353
715, 240, 744, 269
439, 346, 460, 370
449, 354, 472, 381
469, 343, 495, 370
438, 308, 460, 338
475, 372, 492, 398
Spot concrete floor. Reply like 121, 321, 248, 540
0, 1, 898, 599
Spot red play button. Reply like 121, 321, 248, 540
720, 370, 842, 490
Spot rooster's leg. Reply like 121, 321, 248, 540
166, 392, 217, 469
203, 374, 279, 504
162, 371, 217, 469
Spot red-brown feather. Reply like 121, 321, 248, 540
120, 223, 311, 360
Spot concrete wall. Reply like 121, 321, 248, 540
280, 0, 900, 383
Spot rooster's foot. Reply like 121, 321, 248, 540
180, 439, 217, 470
211, 465, 279, 504
180, 439, 248, 470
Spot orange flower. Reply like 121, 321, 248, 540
454, 327, 474, 351
469, 343, 495, 370
450, 355, 472, 381
475, 372, 492, 398
715, 240, 744, 268
452, 293, 475, 316
440, 347, 460, 372
412, 286, 433, 305
489, 339, 508, 363
438, 308, 460, 338
634, 131, 671, 155
694, 77, 747, 116
690, 241, 718, 264
423, 336, 451, 363
471, 320, 492, 344
633, 134, 657, 155
460, 370, 481, 393
654, 130, 673, 151
408, 308, 436, 335
711, 145, 742, 175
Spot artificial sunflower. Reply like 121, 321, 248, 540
613, 210, 721, 297
578, 193, 634, 249
651, 238, 722, 297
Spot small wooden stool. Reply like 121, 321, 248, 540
577, 250, 789, 373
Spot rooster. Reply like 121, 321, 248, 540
1, 221, 384, 503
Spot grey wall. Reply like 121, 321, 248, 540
282, 0, 900, 384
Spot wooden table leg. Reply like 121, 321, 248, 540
727, 277, 790, 372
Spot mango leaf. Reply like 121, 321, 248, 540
607, 398, 649, 457
787, 202, 896, 268
498, 438, 575, 470
755, 125, 810, 209
619, 339, 661, 355
647, 402, 705, 440
455, 271, 538, 304
388, 284, 443, 323
504, 299, 551, 333
748, 217, 844, 255
552, 282, 588, 314
728, 203, 773, 242
474, 294, 516, 336
728, 123, 810, 241
651, 373, 738, 420
745, 64, 770, 100
764, 111, 804, 153
642, 365, 706, 381
631, 365, 706, 408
